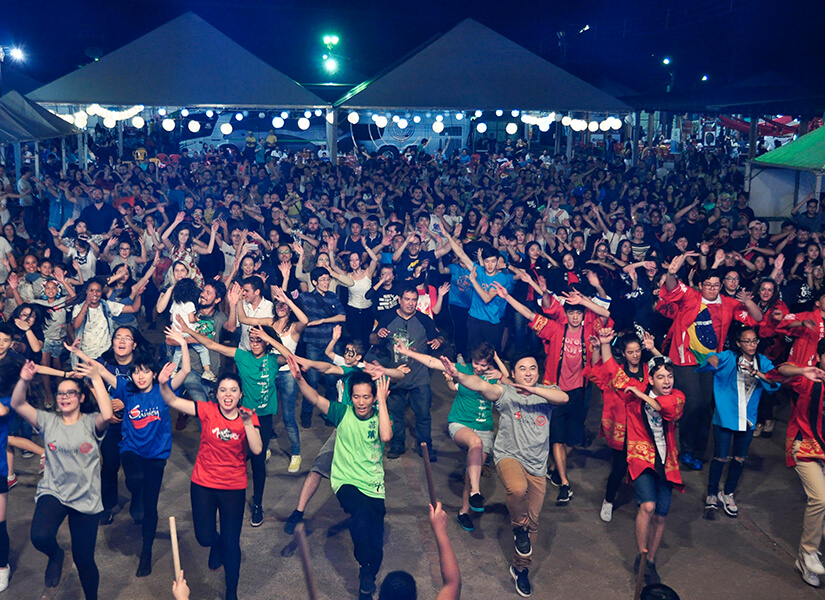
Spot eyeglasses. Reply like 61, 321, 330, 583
114, 335, 134, 342
702, 283, 721, 289
56, 390, 80, 398
278, 250, 292, 255
724, 276, 739, 281
738, 338, 758, 345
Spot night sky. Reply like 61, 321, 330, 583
3, 0, 824, 98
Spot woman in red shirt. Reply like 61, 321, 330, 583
160, 367, 262, 600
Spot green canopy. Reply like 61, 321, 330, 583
752, 126, 825, 172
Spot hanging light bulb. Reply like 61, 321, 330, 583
476, 122, 487, 133
506, 123, 518, 135
347, 111, 360, 124
432, 121, 444, 133
131, 116, 145, 129
162, 118, 175, 132
272, 117, 284, 129
188, 120, 201, 133
298, 118, 310, 130
220, 123, 233, 135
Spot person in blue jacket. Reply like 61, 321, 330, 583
697, 325, 779, 518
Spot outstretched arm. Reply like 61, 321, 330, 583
288, 355, 331, 415
158, 362, 197, 416
441, 356, 502, 401
11, 361, 39, 429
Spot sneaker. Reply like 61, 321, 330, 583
359, 568, 376, 595
753, 423, 763, 438
600, 500, 614, 523
208, 543, 223, 571
6, 475, 17, 490
509, 566, 532, 598
644, 561, 661, 586
300, 413, 312, 429
469, 492, 485, 513
762, 420, 775, 438
718, 492, 738, 517
704, 494, 719, 510
45, 548, 64, 587
387, 447, 406, 460
797, 558, 823, 587
250, 504, 264, 527
456, 512, 474, 532
39, 454, 45, 474
99, 509, 114, 526
556, 484, 573, 506
680, 452, 702, 470
135, 549, 152, 577
0, 564, 9, 592
288, 455, 302, 473
800, 551, 825, 576
265, 448, 272, 463
284, 509, 304, 535
456, 354, 466, 365
513, 526, 532, 557
21, 450, 34, 459
201, 369, 218, 382
546, 469, 561, 487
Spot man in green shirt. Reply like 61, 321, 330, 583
288, 355, 392, 599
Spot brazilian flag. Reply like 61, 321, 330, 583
687, 304, 717, 365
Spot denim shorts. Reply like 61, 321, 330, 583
43, 338, 66, 357
634, 469, 673, 516
448, 422, 494, 456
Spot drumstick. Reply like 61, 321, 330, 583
633, 549, 648, 600
295, 523, 319, 600
169, 516, 181, 578
419, 442, 437, 506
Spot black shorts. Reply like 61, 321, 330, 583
550, 386, 586, 446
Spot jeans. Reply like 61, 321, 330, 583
450, 305, 470, 358
100, 422, 122, 511
190, 482, 245, 600
303, 343, 338, 417
31, 494, 100, 600
346, 305, 373, 346
387, 384, 432, 451
249, 414, 274, 506
707, 425, 753, 496
673, 365, 714, 460
121, 452, 166, 552
183, 370, 213, 403
172, 344, 211, 371
276, 369, 301, 455
336, 484, 386, 580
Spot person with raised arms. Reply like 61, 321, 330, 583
440, 354, 568, 598
12, 360, 112, 599
159, 366, 262, 600
288, 354, 392, 600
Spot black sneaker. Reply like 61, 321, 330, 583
135, 549, 152, 577
546, 469, 561, 487
644, 561, 661, 586
284, 509, 304, 535
251, 504, 264, 527
556, 484, 573, 506
45, 548, 64, 587
469, 492, 485, 513
456, 512, 474, 531
359, 567, 376, 595
208, 542, 223, 571
509, 565, 532, 598
513, 526, 532, 557
387, 447, 406, 459
99, 509, 114, 526
300, 413, 312, 429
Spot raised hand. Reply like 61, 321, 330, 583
158, 362, 175, 385
20, 360, 37, 382
286, 354, 303, 381
597, 327, 615, 344
165, 326, 186, 346
643, 331, 656, 351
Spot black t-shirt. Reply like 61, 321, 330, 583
395, 250, 436, 280
676, 220, 704, 247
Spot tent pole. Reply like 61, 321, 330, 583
82, 131, 88, 170
646, 112, 654, 147
744, 162, 751, 193
631, 111, 640, 166
554, 122, 561, 155
14, 143, 21, 175
565, 121, 573, 160
325, 107, 337, 166
118, 121, 124, 161
34, 142, 40, 179
748, 116, 758, 160
815, 173, 822, 202
61, 138, 67, 172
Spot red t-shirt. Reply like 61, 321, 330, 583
558, 332, 583, 391
191, 401, 259, 490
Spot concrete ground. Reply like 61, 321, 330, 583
3, 374, 822, 600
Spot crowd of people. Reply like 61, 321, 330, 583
0, 129, 823, 600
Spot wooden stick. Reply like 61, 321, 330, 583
633, 549, 648, 600
419, 442, 437, 506
295, 523, 319, 600
169, 516, 181, 578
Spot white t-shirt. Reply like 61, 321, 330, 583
238, 298, 274, 351
0, 236, 13, 283
68, 247, 97, 281
170, 301, 197, 339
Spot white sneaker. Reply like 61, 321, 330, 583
265, 449, 271, 463
801, 551, 825, 576
0, 564, 9, 592
288, 455, 302, 473
456, 354, 466, 365
599, 500, 613, 523
797, 558, 822, 587
201, 369, 218, 382
718, 491, 738, 517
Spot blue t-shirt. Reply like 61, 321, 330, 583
468, 264, 514, 324
114, 379, 173, 460
0, 396, 11, 477
447, 263, 472, 308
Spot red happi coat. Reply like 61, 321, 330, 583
529, 294, 611, 387
776, 309, 825, 367
584, 358, 650, 451
621, 387, 685, 490
774, 372, 825, 467
756, 300, 789, 362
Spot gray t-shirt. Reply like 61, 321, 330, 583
494, 384, 556, 477
36, 411, 106, 514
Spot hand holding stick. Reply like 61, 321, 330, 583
420, 442, 437, 506
169, 516, 181, 579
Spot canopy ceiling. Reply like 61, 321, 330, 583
751, 126, 825, 172
336, 19, 630, 113
28, 12, 326, 109
0, 91, 80, 144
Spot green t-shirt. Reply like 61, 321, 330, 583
327, 402, 385, 499
447, 362, 495, 431
235, 348, 279, 416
